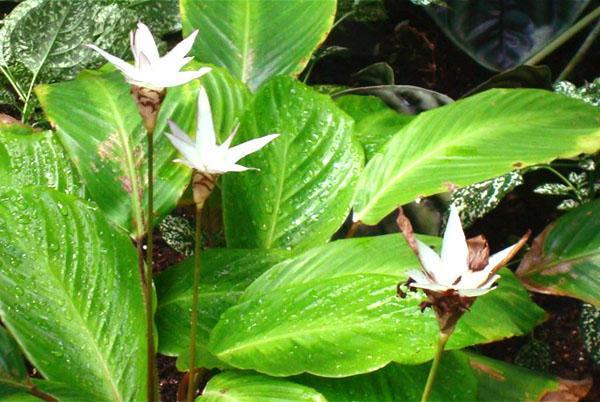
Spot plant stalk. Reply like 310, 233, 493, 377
421, 330, 451, 402
557, 19, 600, 82
187, 200, 204, 402
145, 127, 158, 402
526, 7, 600, 66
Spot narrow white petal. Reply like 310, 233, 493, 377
459, 243, 519, 289
226, 134, 279, 163
165, 133, 200, 165
196, 86, 217, 150
457, 287, 496, 297
221, 163, 255, 173
484, 243, 519, 273
134, 22, 160, 63
158, 68, 211, 88
415, 239, 443, 282
162, 30, 198, 65
167, 121, 194, 145
221, 125, 239, 149
129, 31, 138, 65
440, 205, 469, 280
410, 282, 452, 292
87, 45, 137, 77
407, 269, 431, 285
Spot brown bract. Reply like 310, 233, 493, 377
131, 85, 166, 134
193, 171, 218, 208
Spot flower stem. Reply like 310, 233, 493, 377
421, 330, 451, 402
557, 18, 600, 82
187, 201, 203, 402
526, 7, 600, 66
145, 128, 158, 402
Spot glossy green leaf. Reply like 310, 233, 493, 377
180, 0, 337, 90
156, 248, 290, 369
36, 66, 248, 237
0, 123, 82, 195
335, 95, 415, 161
0, 326, 26, 385
210, 234, 545, 376
223, 77, 363, 251
353, 89, 600, 225
296, 351, 477, 402
197, 371, 326, 402
0, 187, 146, 401
426, 1, 589, 70
517, 199, 600, 306
0, 0, 180, 88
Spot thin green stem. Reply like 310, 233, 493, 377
0, 65, 26, 102
187, 201, 203, 402
541, 165, 583, 202
526, 7, 600, 66
145, 128, 158, 402
421, 331, 451, 402
557, 19, 600, 82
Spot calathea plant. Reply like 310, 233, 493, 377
0, 1, 598, 401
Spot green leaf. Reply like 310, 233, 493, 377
0, 380, 100, 402
210, 234, 545, 376
0, 325, 27, 385
335, 95, 415, 161
517, 199, 600, 306
197, 371, 326, 402
353, 89, 600, 225
36, 65, 248, 237
463, 65, 552, 97
426, 1, 589, 70
223, 77, 363, 251
0, 123, 83, 195
180, 0, 337, 90
156, 248, 290, 370
296, 351, 477, 402
0, 187, 146, 401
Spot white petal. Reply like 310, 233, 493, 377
221, 125, 239, 149
158, 68, 211, 88
484, 243, 519, 272
166, 133, 200, 165
222, 163, 255, 173
167, 121, 194, 145
440, 205, 469, 281
415, 239, 443, 281
459, 243, 519, 289
457, 287, 496, 297
196, 86, 217, 150
226, 134, 279, 163
134, 22, 160, 63
407, 269, 431, 285
87, 45, 137, 77
410, 282, 452, 292
162, 30, 198, 65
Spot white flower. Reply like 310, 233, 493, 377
87, 22, 210, 90
408, 205, 522, 297
166, 87, 279, 175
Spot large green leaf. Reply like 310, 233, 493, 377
353, 89, 600, 225
426, 1, 589, 70
335, 95, 415, 161
0, 187, 146, 401
296, 351, 477, 402
156, 248, 290, 370
0, 123, 82, 195
517, 199, 600, 306
210, 234, 545, 376
197, 371, 326, 402
223, 77, 363, 251
36, 66, 248, 237
180, 0, 337, 90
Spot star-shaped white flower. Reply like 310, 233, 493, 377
166, 87, 279, 175
87, 22, 210, 90
408, 205, 524, 297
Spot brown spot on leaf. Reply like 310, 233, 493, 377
513, 161, 523, 168
98, 133, 119, 161
119, 175, 133, 193
469, 359, 505, 381
517, 225, 554, 277
540, 377, 592, 402
0, 113, 19, 125
444, 181, 458, 192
